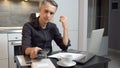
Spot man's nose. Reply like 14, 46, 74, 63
46, 13, 51, 18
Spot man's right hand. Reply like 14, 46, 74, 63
25, 47, 42, 59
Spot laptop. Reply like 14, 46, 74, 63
75, 28, 104, 63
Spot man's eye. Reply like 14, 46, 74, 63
45, 10, 49, 13
45, 10, 54, 15
50, 12, 54, 15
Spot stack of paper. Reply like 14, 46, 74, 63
31, 59, 55, 68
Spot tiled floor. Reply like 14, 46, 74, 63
107, 50, 120, 68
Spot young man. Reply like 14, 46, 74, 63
22, 0, 71, 59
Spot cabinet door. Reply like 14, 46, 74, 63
0, 34, 8, 59
0, 59, 8, 68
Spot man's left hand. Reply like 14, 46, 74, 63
59, 16, 68, 29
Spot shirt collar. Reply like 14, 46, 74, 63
32, 16, 50, 30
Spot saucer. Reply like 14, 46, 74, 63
57, 60, 76, 67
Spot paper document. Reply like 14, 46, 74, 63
48, 52, 85, 61
31, 59, 55, 68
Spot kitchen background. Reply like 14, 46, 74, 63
0, 0, 109, 56
0, 0, 79, 68
0, 0, 39, 27
0, 0, 79, 52
0, 0, 120, 68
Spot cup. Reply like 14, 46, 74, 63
60, 55, 73, 65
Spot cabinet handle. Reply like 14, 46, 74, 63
11, 41, 21, 46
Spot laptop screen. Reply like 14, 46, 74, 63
88, 28, 104, 55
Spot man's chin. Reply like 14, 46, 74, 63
45, 20, 49, 23
44, 21, 49, 24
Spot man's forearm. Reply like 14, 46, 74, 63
63, 27, 69, 46
59, 16, 69, 46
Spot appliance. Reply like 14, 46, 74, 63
8, 31, 22, 68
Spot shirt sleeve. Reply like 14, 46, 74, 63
22, 23, 32, 54
52, 24, 71, 51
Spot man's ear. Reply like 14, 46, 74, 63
38, 7, 41, 12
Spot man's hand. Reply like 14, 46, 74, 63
25, 47, 42, 59
59, 16, 68, 29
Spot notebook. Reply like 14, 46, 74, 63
75, 28, 104, 63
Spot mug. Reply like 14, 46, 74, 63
60, 55, 73, 65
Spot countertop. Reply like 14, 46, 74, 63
0, 27, 22, 33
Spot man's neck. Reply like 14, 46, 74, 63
39, 18, 47, 29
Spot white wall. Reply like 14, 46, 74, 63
51, 0, 88, 51
52, 0, 79, 51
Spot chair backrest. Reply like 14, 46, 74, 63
88, 28, 104, 55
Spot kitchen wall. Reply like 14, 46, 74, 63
0, 0, 39, 27
0, 0, 80, 51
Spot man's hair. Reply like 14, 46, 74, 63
39, 0, 58, 9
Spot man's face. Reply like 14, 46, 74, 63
39, 2, 57, 24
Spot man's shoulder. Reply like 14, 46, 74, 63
24, 21, 36, 26
23, 22, 34, 29
24, 22, 31, 25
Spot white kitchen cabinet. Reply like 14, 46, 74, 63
0, 33, 8, 68
0, 59, 8, 68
